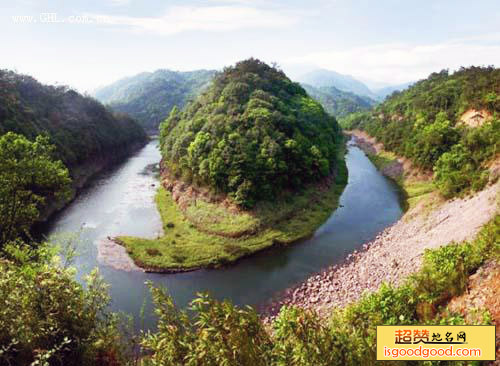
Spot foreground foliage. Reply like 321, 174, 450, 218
343, 67, 500, 198
0, 133, 71, 248
159, 58, 342, 208
0, 242, 132, 366
1, 214, 496, 366
141, 216, 499, 366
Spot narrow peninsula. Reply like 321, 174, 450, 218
118, 59, 347, 272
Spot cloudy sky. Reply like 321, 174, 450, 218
2, 0, 499, 91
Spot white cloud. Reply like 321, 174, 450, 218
95, 5, 297, 35
109, 0, 130, 5
286, 34, 500, 84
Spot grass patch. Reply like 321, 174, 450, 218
367, 150, 398, 170
119, 149, 348, 272
366, 150, 435, 211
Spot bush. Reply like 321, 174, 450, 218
142, 287, 273, 366
146, 248, 161, 257
0, 242, 131, 366
433, 144, 487, 198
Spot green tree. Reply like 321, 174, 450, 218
0, 132, 71, 247
433, 144, 487, 198
0, 242, 131, 366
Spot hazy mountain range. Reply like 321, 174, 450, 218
296, 69, 412, 101
94, 67, 411, 132
94, 69, 216, 132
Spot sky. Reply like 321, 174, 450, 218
1, 0, 499, 92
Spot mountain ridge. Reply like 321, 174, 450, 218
296, 68, 412, 101
94, 69, 217, 132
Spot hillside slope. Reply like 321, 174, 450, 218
160, 59, 342, 207
94, 69, 216, 132
0, 69, 148, 217
343, 66, 500, 199
302, 83, 376, 119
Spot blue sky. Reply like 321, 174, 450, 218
2, 0, 499, 91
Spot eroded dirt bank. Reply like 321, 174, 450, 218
261, 132, 498, 320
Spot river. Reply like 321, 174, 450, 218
45, 138, 403, 329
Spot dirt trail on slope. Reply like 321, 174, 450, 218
261, 132, 499, 320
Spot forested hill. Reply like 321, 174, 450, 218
344, 66, 499, 198
0, 69, 148, 170
302, 83, 376, 120
160, 58, 342, 208
94, 69, 216, 132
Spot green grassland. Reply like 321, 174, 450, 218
365, 149, 436, 211
117, 152, 347, 272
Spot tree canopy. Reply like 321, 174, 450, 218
94, 69, 216, 132
0, 69, 147, 169
159, 59, 342, 207
0, 132, 71, 247
346, 66, 500, 198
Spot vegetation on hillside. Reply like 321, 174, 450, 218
0, 69, 148, 170
342, 67, 500, 198
302, 83, 376, 120
159, 59, 343, 208
94, 70, 216, 132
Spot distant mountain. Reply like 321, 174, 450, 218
302, 84, 376, 119
297, 69, 377, 99
94, 69, 217, 132
373, 81, 413, 100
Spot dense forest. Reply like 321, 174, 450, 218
302, 83, 376, 120
343, 66, 500, 198
0, 70, 147, 169
0, 70, 147, 242
94, 69, 216, 132
159, 58, 343, 207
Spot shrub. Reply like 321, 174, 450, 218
433, 144, 487, 198
146, 248, 161, 257
0, 242, 130, 366
142, 287, 273, 366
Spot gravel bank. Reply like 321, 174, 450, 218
261, 133, 499, 320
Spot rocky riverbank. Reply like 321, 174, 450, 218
260, 132, 499, 321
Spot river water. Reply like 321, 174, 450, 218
45, 139, 403, 329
